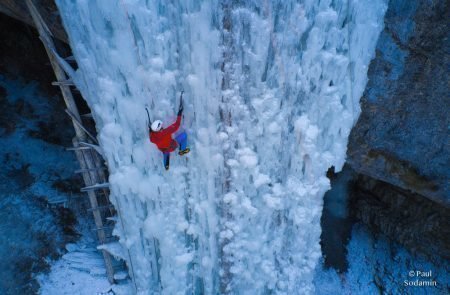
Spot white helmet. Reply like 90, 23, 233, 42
151, 120, 163, 131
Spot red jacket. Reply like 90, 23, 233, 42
150, 115, 182, 152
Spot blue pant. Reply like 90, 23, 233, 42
163, 131, 187, 167
175, 131, 187, 151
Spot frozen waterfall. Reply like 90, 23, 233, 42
56, 0, 387, 294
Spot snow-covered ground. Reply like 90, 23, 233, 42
0, 76, 78, 294
56, 0, 387, 293
0, 75, 119, 295
38, 218, 116, 295
0, 76, 76, 204
315, 224, 450, 295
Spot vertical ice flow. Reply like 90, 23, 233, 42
56, 0, 387, 294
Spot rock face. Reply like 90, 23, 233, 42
350, 174, 450, 263
345, 0, 450, 270
0, 13, 54, 90
0, 0, 67, 42
347, 0, 450, 206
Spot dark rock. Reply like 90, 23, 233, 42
6, 164, 35, 189
29, 121, 63, 145
0, 12, 71, 95
350, 173, 450, 263
0, 85, 6, 97
0, 0, 67, 42
54, 206, 79, 239
0, 119, 16, 135
0, 194, 79, 295
348, 0, 450, 205
14, 98, 35, 119
321, 165, 355, 273
52, 176, 83, 194
0, 90, 15, 135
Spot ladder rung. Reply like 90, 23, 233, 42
79, 142, 103, 156
65, 109, 98, 144
88, 205, 115, 212
75, 167, 106, 174
105, 236, 119, 242
52, 80, 74, 86
92, 225, 115, 231
66, 146, 92, 151
81, 182, 110, 192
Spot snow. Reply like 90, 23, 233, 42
38, 257, 111, 295
253, 173, 270, 188
38, 240, 112, 295
97, 242, 127, 261
38, 216, 134, 295
314, 224, 450, 295
0, 75, 127, 294
56, 0, 387, 293
0, 76, 86, 293
0, 76, 76, 204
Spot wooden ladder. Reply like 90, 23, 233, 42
25, 0, 123, 284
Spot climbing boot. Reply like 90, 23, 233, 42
178, 148, 190, 156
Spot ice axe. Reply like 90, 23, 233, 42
178, 90, 184, 115
145, 107, 152, 130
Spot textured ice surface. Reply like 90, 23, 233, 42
56, 0, 387, 293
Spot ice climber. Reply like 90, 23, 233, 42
149, 97, 189, 170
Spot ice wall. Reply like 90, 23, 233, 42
56, 0, 387, 294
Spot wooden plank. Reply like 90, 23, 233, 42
72, 139, 116, 284
46, 44, 77, 78
66, 146, 91, 151
92, 225, 115, 231
52, 80, 74, 86
81, 182, 110, 192
65, 109, 98, 143
79, 141, 103, 156
75, 167, 107, 174
24, 0, 53, 37
25, 0, 85, 142
88, 205, 115, 212
104, 236, 120, 242
25, 1, 118, 284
